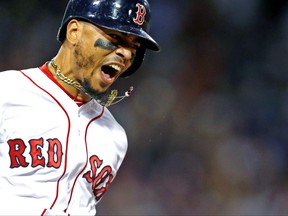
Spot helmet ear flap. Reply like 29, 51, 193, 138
121, 46, 146, 78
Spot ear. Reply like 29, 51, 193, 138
66, 19, 82, 44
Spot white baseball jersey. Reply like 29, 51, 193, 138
0, 64, 128, 215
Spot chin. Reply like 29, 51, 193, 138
82, 79, 108, 99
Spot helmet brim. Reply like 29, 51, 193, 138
95, 23, 160, 52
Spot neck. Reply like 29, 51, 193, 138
48, 58, 91, 102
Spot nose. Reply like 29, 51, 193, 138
115, 46, 134, 61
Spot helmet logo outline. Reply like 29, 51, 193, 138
133, 3, 146, 25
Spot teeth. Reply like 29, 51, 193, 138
109, 64, 121, 72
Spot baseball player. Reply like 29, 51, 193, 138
0, 0, 159, 215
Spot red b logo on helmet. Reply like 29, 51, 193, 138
133, 3, 146, 25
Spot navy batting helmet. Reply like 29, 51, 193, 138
57, 0, 160, 77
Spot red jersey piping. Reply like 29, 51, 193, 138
19, 69, 71, 213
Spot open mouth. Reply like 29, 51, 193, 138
101, 64, 121, 79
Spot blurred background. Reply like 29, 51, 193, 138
1, 0, 288, 215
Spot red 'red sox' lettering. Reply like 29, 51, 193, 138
83, 155, 114, 201
7, 138, 63, 168
29, 138, 45, 167
8, 139, 29, 168
47, 138, 63, 168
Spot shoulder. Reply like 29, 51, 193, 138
87, 100, 127, 137
101, 106, 128, 144
0, 70, 23, 91
103, 106, 127, 137
102, 107, 128, 162
86, 102, 129, 157
0, 68, 41, 84
0, 69, 21, 79
0, 67, 47, 103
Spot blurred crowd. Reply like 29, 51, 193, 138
1, 0, 288, 215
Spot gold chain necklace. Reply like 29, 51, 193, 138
50, 58, 85, 93
48, 58, 133, 107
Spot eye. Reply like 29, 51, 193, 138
108, 34, 122, 44
107, 32, 140, 51
131, 43, 141, 50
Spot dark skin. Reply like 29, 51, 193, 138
48, 20, 141, 103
